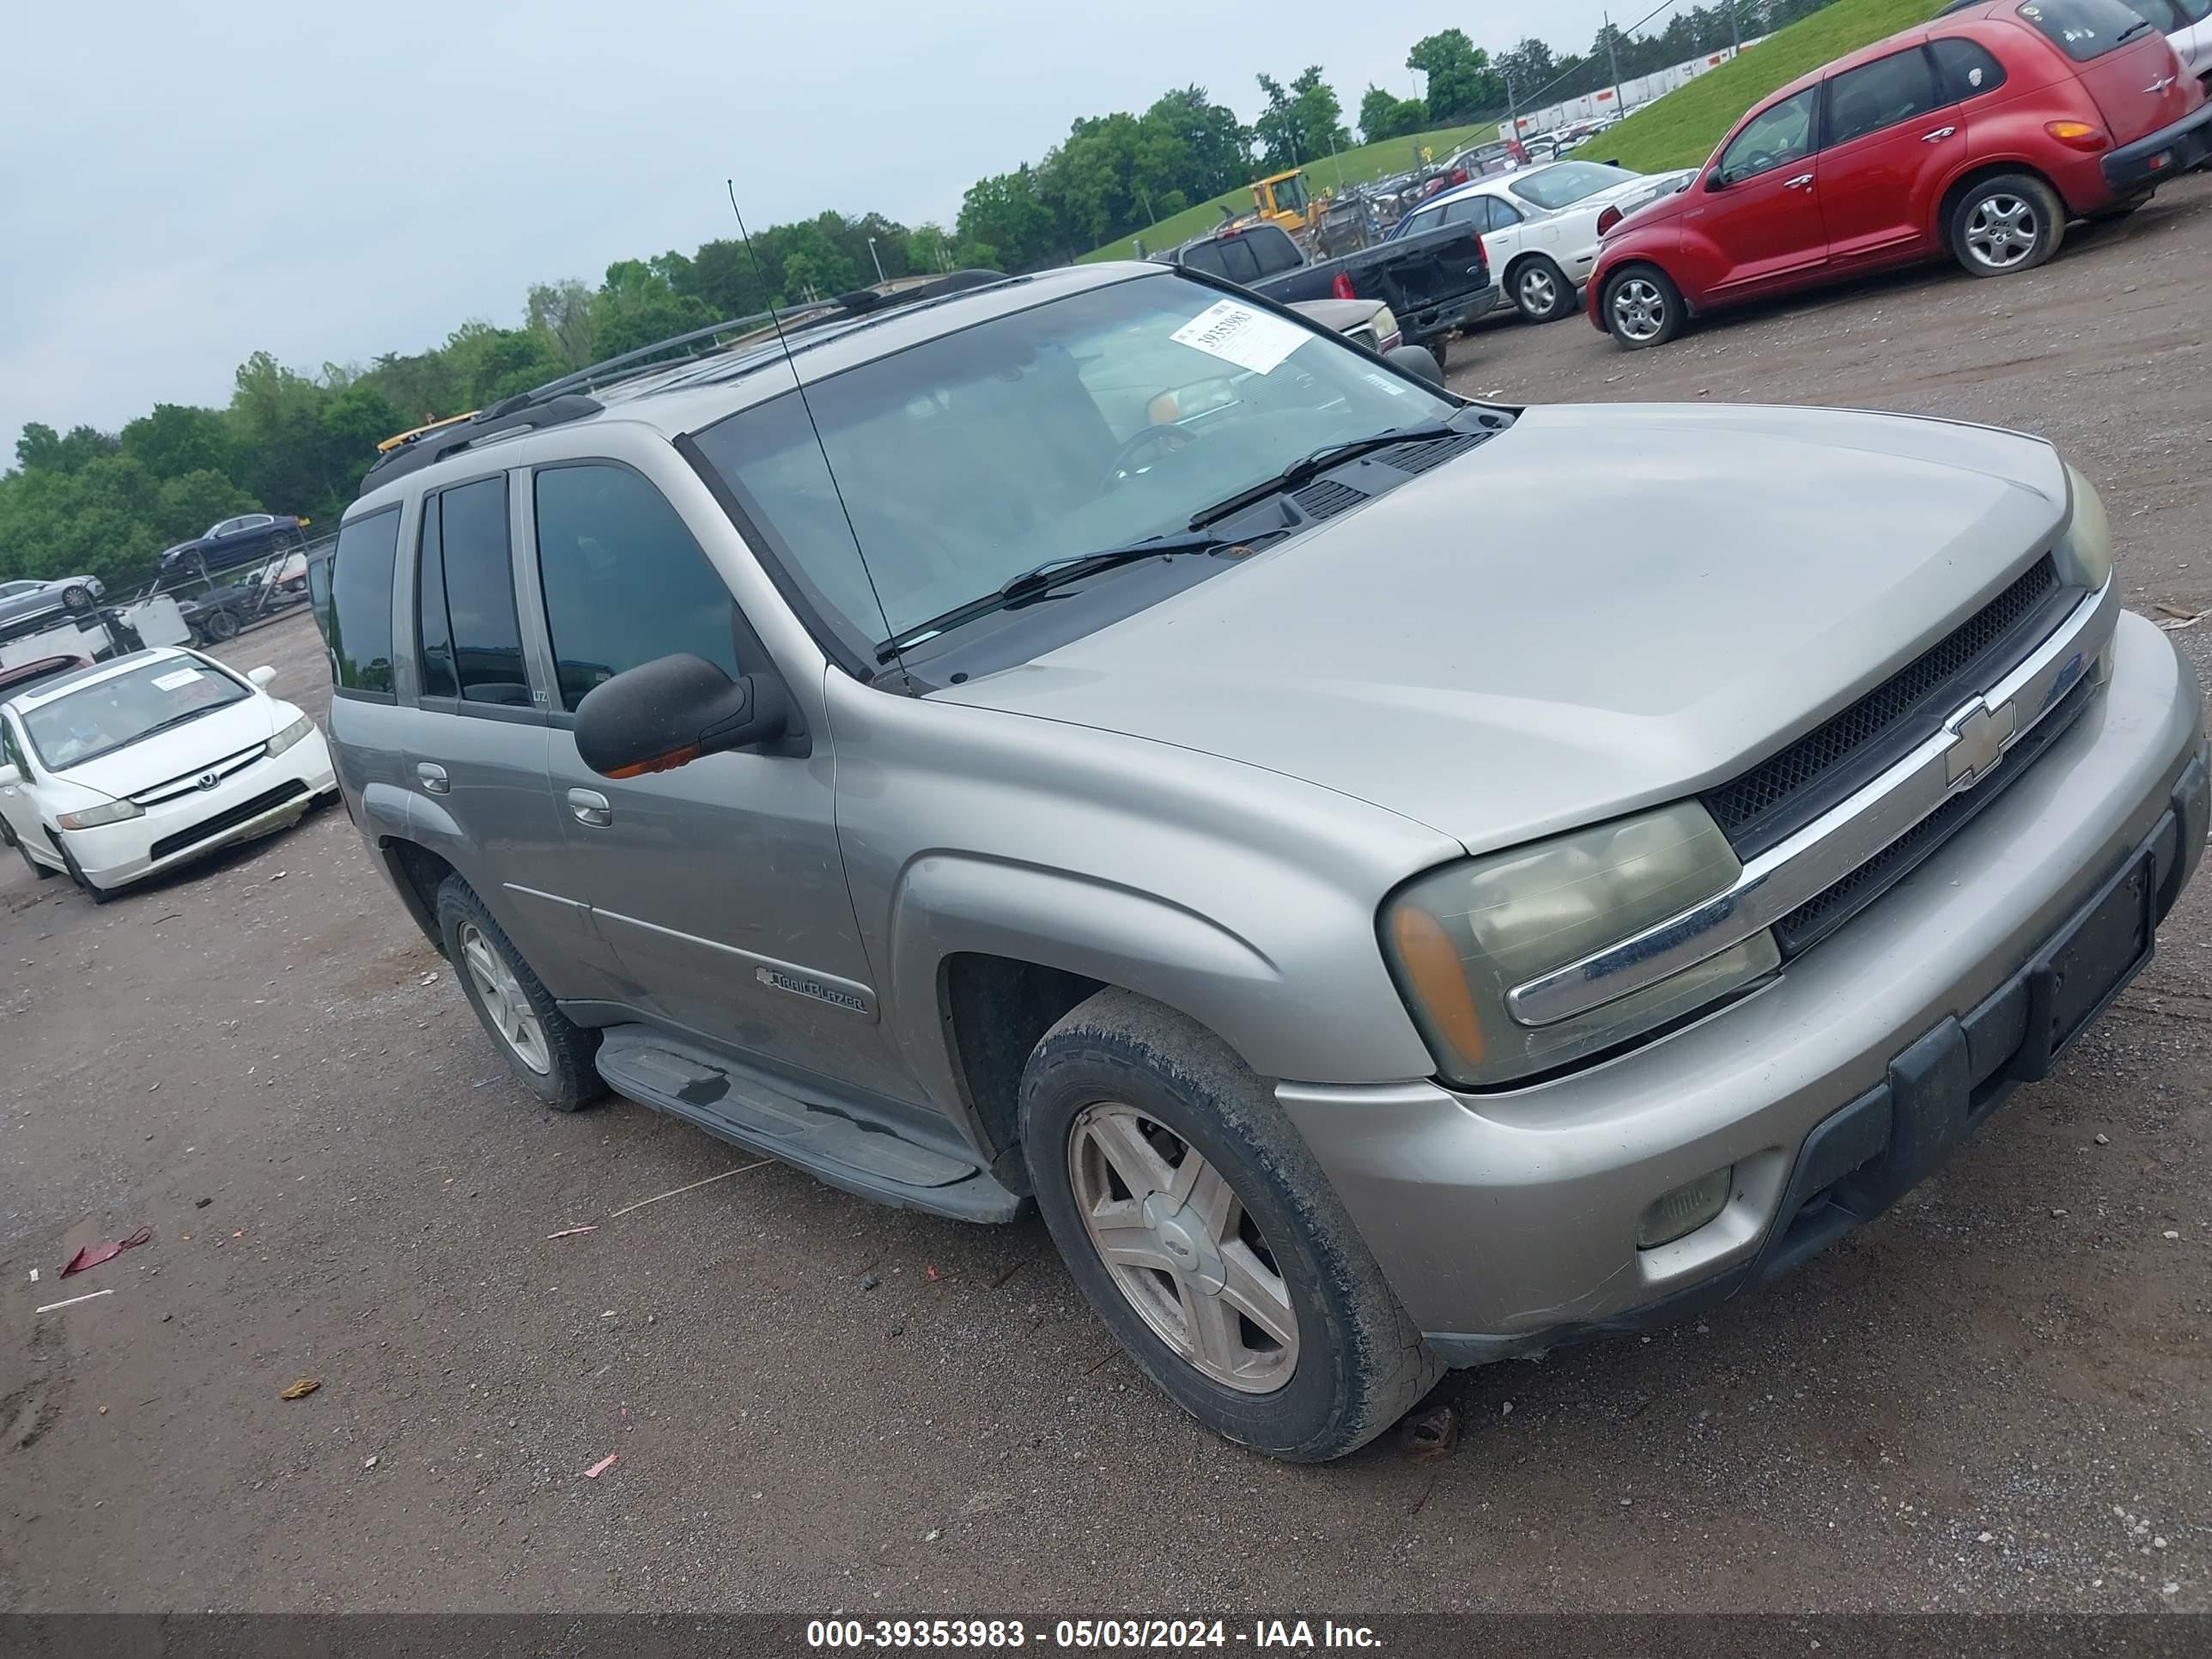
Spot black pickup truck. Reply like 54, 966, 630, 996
1155, 220, 1493, 368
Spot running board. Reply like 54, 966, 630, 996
592, 1026, 1022, 1223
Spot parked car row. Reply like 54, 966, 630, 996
1591, 0, 2212, 347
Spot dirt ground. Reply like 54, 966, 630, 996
3, 175, 2209, 1617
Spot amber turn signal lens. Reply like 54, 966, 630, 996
2044, 120, 2106, 150
1390, 905, 1486, 1066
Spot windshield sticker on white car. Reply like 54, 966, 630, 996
1363, 371, 1414, 398
152, 668, 202, 691
1171, 300, 1310, 375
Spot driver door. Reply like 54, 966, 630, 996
1683, 86, 1828, 300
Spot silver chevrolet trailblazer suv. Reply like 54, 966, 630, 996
318, 263, 2208, 1461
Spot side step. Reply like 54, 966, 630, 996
592, 1026, 1023, 1224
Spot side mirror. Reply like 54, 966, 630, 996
1388, 343, 1445, 387
1705, 170, 1730, 191
248, 665, 276, 689
574, 653, 792, 779
0, 763, 20, 787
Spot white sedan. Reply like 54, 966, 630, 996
1389, 161, 1697, 324
0, 647, 336, 902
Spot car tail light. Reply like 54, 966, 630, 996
1595, 205, 1623, 237
2045, 119, 2108, 150
1331, 271, 1356, 300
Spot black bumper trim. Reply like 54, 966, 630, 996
2100, 101, 2212, 189
1425, 743, 2207, 1364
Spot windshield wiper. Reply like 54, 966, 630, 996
1188, 419, 1458, 530
877, 530, 1232, 660
2116, 15, 2155, 40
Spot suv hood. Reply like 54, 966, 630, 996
939, 403, 2071, 854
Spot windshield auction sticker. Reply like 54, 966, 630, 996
1170, 299, 1310, 374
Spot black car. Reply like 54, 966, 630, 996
157, 512, 313, 579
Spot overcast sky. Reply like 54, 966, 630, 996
3, 0, 1638, 454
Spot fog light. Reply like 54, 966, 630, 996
1637, 1166, 1733, 1249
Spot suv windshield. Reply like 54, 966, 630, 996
21, 657, 248, 770
690, 273, 1455, 654
1509, 162, 1637, 210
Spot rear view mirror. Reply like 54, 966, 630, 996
248, 665, 276, 689
1388, 343, 1445, 387
574, 653, 793, 779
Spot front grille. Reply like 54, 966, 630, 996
1773, 674, 2094, 955
149, 780, 307, 862
132, 741, 266, 805
1705, 555, 2067, 858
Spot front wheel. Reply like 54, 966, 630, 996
203, 608, 240, 642
1020, 989, 1440, 1462
1510, 256, 1576, 323
1601, 264, 1684, 349
1950, 173, 2063, 276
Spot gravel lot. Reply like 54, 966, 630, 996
3, 174, 2209, 1616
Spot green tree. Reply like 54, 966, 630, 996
1407, 29, 1504, 123
119, 404, 233, 481
1358, 85, 1429, 143
955, 169, 1060, 272
590, 260, 715, 358
15, 422, 118, 474
526, 278, 599, 369
154, 469, 260, 545
1142, 86, 1250, 202
1254, 68, 1347, 172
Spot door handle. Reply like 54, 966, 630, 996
1921, 125, 1957, 142
416, 762, 449, 794
1784, 173, 1814, 190
567, 787, 612, 828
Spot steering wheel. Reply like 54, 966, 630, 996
1102, 423, 1195, 490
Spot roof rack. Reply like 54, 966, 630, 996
354, 270, 1011, 499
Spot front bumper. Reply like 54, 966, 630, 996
1279, 611, 2205, 1357
2100, 100, 2212, 191
65, 728, 337, 890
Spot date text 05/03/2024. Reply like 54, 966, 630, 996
805, 1618, 1382, 1650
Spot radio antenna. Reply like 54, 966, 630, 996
725, 179, 904, 678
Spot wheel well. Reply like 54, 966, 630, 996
940, 953, 1102, 1177
381, 838, 456, 955
1936, 163, 2063, 247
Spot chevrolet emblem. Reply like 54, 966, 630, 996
1942, 696, 2014, 788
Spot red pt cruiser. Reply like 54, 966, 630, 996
1589, 0, 2212, 348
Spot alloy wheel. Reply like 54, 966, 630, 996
1965, 194, 2038, 270
1610, 276, 1668, 341
1519, 265, 1559, 317
459, 921, 550, 1075
1067, 1102, 1298, 1393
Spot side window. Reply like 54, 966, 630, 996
323, 507, 400, 697
1717, 88, 1819, 185
1212, 237, 1263, 284
1402, 206, 1441, 238
1825, 48, 1940, 147
416, 489, 457, 699
433, 477, 531, 706
532, 465, 742, 713
1485, 198, 1525, 228
1176, 242, 1226, 277
1, 714, 27, 776
1929, 37, 2009, 101
1439, 196, 1481, 226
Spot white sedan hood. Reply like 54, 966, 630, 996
50, 699, 280, 800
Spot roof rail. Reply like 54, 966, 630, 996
356, 393, 604, 495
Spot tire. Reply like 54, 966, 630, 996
1510, 255, 1575, 323
203, 608, 240, 642
1426, 337, 1449, 376
59, 845, 110, 904
434, 876, 603, 1110
60, 584, 95, 616
20, 836, 55, 880
1949, 173, 2064, 277
1020, 989, 1441, 1462
1600, 264, 1685, 349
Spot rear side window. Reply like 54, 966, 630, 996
1210, 238, 1262, 283
532, 464, 742, 712
1246, 229, 1304, 276
321, 507, 399, 697
416, 477, 530, 706
1930, 37, 2010, 100
1176, 242, 1226, 276
2015, 0, 2160, 60
1826, 47, 1941, 145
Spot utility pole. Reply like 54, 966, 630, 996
866, 236, 885, 284
1504, 64, 1521, 144
1727, 0, 1741, 54
1604, 10, 1628, 116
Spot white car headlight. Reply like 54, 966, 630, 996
1369, 304, 1399, 346
265, 713, 315, 756
1382, 802, 1780, 1087
58, 799, 143, 830
2057, 463, 2112, 590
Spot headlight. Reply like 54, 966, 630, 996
1369, 305, 1398, 346
58, 799, 143, 830
1382, 802, 1780, 1088
2057, 463, 2112, 590
265, 713, 315, 756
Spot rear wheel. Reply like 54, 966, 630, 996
1510, 255, 1575, 323
1950, 173, 2063, 276
434, 877, 604, 1110
203, 608, 240, 642
1020, 989, 1440, 1462
1601, 264, 1684, 349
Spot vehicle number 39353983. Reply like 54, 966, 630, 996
805, 1618, 1235, 1648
